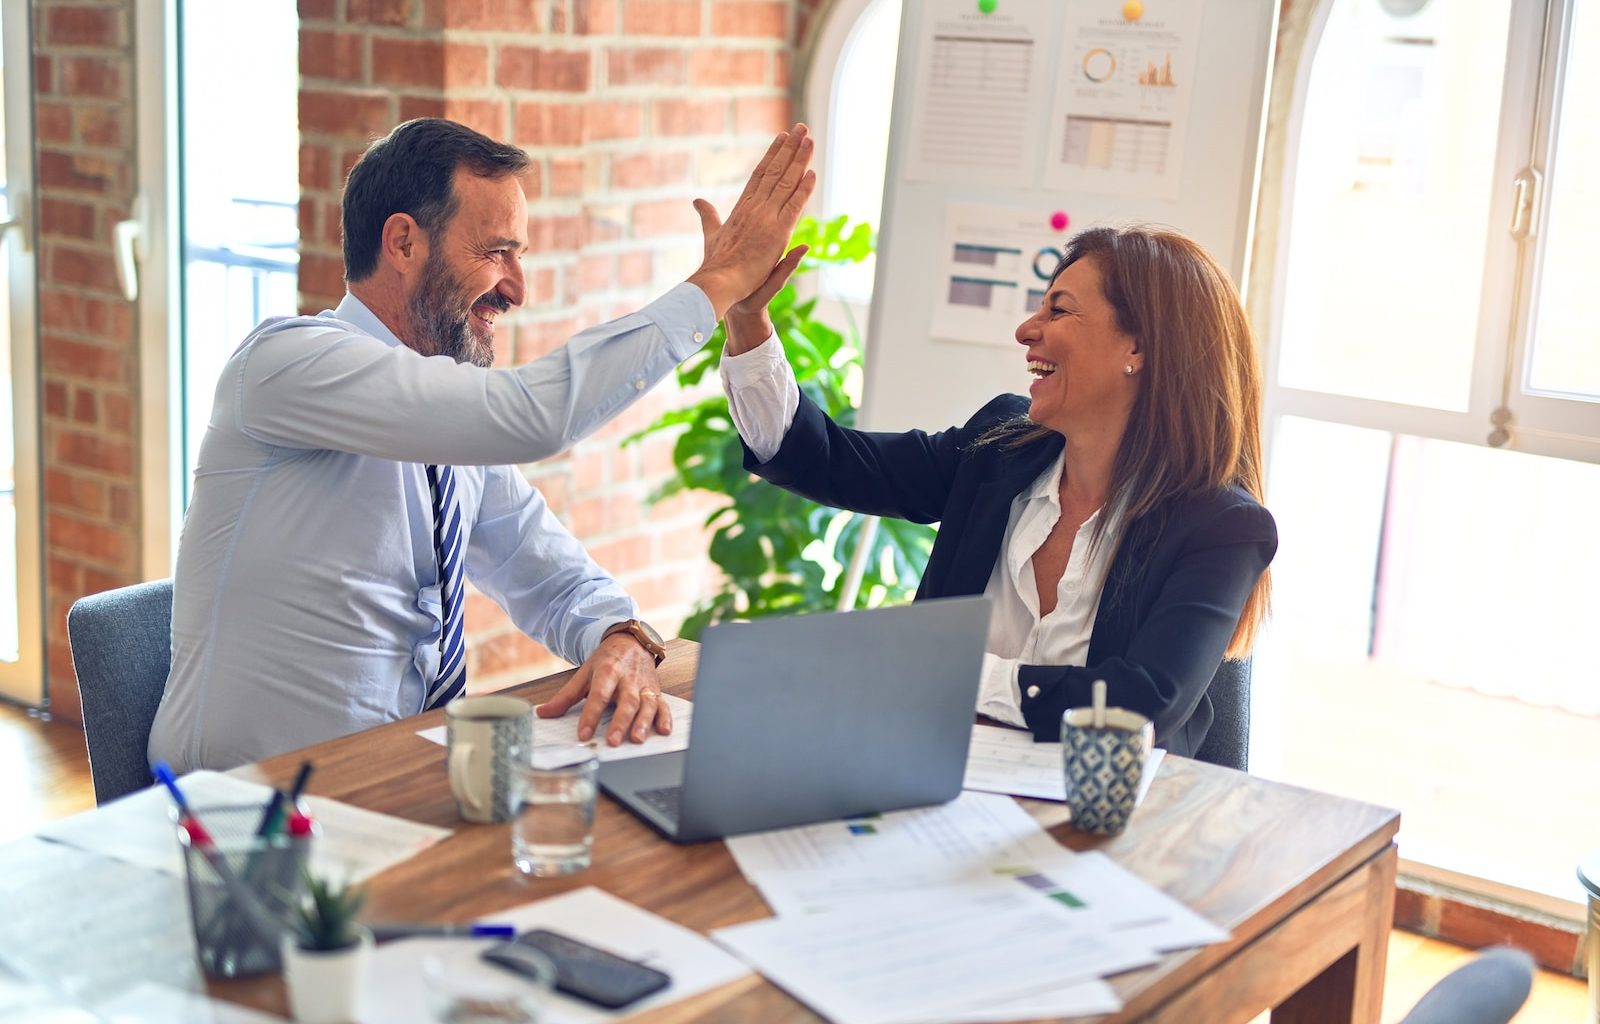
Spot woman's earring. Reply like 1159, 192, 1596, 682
1124, 364, 1135, 375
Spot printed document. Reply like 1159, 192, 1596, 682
36, 770, 449, 884
417, 693, 692, 769
713, 882, 1155, 1024
725, 790, 1071, 916
964, 723, 1166, 805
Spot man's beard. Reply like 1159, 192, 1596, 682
406, 249, 506, 368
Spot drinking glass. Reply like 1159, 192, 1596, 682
512, 741, 598, 877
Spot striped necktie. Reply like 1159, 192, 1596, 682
424, 464, 467, 710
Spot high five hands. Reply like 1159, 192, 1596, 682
687, 124, 816, 323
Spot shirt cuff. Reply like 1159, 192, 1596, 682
975, 653, 1027, 728
646, 282, 719, 361
721, 331, 798, 464
721, 331, 789, 381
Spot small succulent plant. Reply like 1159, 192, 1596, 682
294, 872, 367, 952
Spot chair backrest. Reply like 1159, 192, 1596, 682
1399, 946, 1535, 1024
66, 579, 174, 804
1192, 658, 1251, 772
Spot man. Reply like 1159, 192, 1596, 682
149, 118, 813, 771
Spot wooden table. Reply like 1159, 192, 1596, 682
218, 639, 1399, 1023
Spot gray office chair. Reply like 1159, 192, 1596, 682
1399, 946, 1535, 1024
1192, 658, 1250, 772
66, 578, 173, 804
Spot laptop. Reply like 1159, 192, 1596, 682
600, 595, 993, 843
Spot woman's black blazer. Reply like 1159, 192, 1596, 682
743, 391, 1278, 757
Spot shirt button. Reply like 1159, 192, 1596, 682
1025, 685, 1040, 699
634, 379, 645, 391
693, 331, 705, 343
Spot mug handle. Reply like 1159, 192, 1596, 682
448, 741, 486, 817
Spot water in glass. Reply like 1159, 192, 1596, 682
513, 744, 598, 877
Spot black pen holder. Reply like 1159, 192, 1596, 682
177, 804, 313, 979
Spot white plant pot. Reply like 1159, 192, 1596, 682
280, 927, 372, 1024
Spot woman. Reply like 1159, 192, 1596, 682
718, 225, 1276, 757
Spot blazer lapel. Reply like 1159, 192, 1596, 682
940, 440, 1062, 596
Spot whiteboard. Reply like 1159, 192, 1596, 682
860, 0, 1278, 433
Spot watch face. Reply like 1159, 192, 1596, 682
638, 620, 665, 646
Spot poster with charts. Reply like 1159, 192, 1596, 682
1043, 0, 1204, 200
903, 0, 1054, 186
933, 201, 1069, 348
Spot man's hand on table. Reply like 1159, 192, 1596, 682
535, 633, 672, 746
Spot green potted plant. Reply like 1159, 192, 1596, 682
628, 215, 935, 635
280, 873, 371, 1024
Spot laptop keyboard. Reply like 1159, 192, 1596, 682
635, 785, 683, 825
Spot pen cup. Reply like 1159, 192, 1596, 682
1061, 706, 1154, 836
177, 803, 313, 978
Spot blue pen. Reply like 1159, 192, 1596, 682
153, 760, 213, 844
370, 923, 517, 942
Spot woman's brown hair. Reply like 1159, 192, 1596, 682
984, 225, 1270, 656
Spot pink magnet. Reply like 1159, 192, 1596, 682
1049, 211, 1070, 231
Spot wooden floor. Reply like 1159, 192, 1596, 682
2, 703, 1590, 1022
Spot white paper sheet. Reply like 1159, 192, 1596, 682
726, 791, 1073, 917
362, 887, 750, 1024
36, 771, 450, 884
964, 723, 1166, 807
95, 981, 289, 1023
902, 0, 1053, 186
0, 837, 202, 1008
713, 882, 1154, 1024
996, 850, 1227, 953
416, 694, 693, 769
1042, 0, 1205, 199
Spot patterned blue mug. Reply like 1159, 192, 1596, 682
446, 695, 533, 823
1061, 705, 1154, 835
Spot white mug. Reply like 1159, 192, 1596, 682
445, 696, 532, 823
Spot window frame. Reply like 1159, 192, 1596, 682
0, 0, 45, 707
134, 0, 182, 579
1261, 0, 1596, 466
1498, 0, 1600, 462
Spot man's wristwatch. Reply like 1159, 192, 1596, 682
601, 618, 667, 666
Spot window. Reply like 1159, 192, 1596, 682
134, 0, 300, 569
803, 0, 903, 306
1258, 0, 1600, 910
0, 3, 43, 706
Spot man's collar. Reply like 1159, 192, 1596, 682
332, 293, 406, 350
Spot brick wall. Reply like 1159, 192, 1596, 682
33, 0, 141, 722
298, 0, 825, 689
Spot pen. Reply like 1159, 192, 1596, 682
370, 923, 517, 942
253, 789, 286, 838
152, 760, 212, 845
287, 760, 315, 803
285, 760, 317, 836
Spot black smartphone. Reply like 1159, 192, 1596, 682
481, 928, 672, 1010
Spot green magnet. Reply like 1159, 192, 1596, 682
978, 0, 997, 12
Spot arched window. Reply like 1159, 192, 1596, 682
802, 0, 903, 304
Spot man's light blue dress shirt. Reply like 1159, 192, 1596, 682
148, 285, 715, 772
